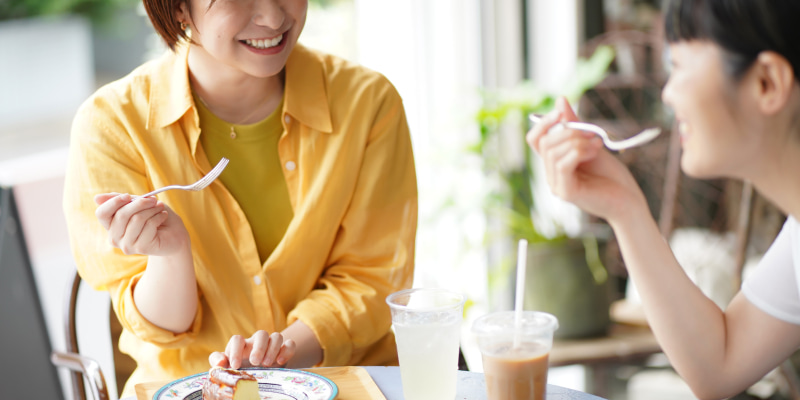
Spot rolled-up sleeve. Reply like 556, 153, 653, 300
63, 94, 203, 347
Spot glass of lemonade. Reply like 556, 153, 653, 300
386, 288, 465, 400
472, 311, 559, 400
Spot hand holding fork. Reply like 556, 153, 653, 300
139, 157, 229, 198
94, 157, 229, 257
528, 115, 661, 151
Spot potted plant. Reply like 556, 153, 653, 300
0, 0, 135, 24
474, 45, 616, 339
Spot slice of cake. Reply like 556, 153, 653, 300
202, 366, 260, 400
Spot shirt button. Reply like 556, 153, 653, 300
285, 161, 296, 171
284, 115, 291, 124
253, 275, 262, 285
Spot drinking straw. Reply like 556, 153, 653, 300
513, 238, 528, 349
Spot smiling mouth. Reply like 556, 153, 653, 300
242, 34, 284, 50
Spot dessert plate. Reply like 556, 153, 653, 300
153, 367, 338, 400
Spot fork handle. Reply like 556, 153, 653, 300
529, 114, 606, 136
138, 185, 182, 198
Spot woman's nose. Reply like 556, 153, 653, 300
661, 76, 674, 108
252, 0, 286, 30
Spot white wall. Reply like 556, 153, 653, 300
353, 0, 489, 371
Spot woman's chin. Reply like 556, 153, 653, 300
680, 157, 719, 180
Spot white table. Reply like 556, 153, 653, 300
122, 366, 606, 400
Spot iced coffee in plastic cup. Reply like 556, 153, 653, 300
472, 311, 559, 400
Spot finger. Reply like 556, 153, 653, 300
95, 193, 132, 231
275, 339, 296, 366
556, 96, 579, 122
209, 352, 230, 368
226, 335, 245, 370
248, 330, 270, 367
526, 110, 563, 153
263, 332, 284, 367
108, 197, 158, 250
130, 210, 168, 254
551, 139, 604, 198
120, 206, 165, 254
94, 192, 122, 206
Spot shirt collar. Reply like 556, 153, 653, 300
147, 43, 194, 131
284, 43, 333, 133
146, 42, 333, 135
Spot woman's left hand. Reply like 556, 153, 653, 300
209, 330, 297, 369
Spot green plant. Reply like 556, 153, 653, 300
474, 45, 615, 284
0, 0, 136, 23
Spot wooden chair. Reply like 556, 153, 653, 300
50, 268, 136, 400
51, 268, 111, 400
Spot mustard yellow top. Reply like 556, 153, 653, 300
63, 43, 417, 395
195, 93, 292, 263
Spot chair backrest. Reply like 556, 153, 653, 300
55, 268, 136, 400
63, 268, 86, 400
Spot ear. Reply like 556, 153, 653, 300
176, 1, 190, 26
750, 51, 795, 115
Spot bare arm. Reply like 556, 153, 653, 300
96, 193, 198, 333
528, 97, 800, 399
612, 206, 800, 398
133, 243, 198, 333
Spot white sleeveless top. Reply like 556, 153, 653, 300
742, 216, 800, 325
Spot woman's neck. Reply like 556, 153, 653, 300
187, 47, 284, 125
747, 124, 800, 220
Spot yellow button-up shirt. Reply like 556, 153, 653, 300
63, 43, 417, 394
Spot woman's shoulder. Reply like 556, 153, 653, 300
293, 44, 399, 98
80, 50, 179, 114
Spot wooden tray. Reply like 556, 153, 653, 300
135, 366, 385, 400
306, 366, 386, 400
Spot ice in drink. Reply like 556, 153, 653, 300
387, 288, 465, 400
481, 342, 549, 400
395, 317, 461, 400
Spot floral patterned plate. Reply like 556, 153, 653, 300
153, 367, 338, 400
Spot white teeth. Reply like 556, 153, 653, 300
244, 34, 283, 49
678, 121, 689, 135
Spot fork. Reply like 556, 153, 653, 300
138, 157, 230, 198
528, 114, 662, 151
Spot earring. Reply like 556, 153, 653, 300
180, 22, 188, 31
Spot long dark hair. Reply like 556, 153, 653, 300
663, 0, 800, 81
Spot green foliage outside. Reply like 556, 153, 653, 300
0, 0, 347, 23
0, 0, 137, 23
474, 45, 615, 285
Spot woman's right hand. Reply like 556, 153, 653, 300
526, 97, 648, 224
94, 193, 189, 257
209, 330, 297, 369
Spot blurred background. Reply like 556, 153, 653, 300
1, 0, 793, 399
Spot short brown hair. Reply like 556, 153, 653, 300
142, 0, 192, 51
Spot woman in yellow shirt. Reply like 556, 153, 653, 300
63, 0, 417, 396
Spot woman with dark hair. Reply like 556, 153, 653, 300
62, 0, 417, 396
527, 0, 800, 398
